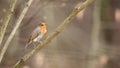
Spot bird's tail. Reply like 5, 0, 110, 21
25, 41, 32, 49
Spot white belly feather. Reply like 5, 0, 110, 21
33, 35, 43, 42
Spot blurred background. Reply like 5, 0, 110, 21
0, 0, 120, 68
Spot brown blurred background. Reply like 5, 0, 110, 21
0, 0, 120, 68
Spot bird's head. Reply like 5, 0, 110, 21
40, 23, 46, 27
39, 22, 47, 34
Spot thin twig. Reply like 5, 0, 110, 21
13, 0, 94, 68
0, 0, 17, 47
0, 0, 33, 63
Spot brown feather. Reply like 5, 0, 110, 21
25, 28, 39, 48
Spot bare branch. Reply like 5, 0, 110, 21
86, 0, 102, 68
0, 0, 17, 47
0, 0, 33, 63
13, 0, 94, 68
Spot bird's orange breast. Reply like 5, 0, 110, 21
40, 26, 47, 35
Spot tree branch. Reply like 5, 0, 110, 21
0, 0, 33, 63
0, 0, 17, 47
86, 0, 102, 68
13, 0, 94, 68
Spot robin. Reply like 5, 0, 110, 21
25, 22, 47, 48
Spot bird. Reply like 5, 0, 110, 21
25, 22, 47, 48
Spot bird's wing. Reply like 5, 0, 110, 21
27, 27, 41, 44
25, 27, 41, 49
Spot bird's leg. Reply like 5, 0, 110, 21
39, 41, 42, 44
33, 43, 36, 48
36, 40, 42, 44
33, 41, 42, 49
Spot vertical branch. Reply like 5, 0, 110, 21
13, 0, 94, 68
0, 0, 33, 63
0, 0, 17, 47
101, 0, 113, 67
86, 0, 102, 68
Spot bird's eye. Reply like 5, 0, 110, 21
41, 24, 44, 26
